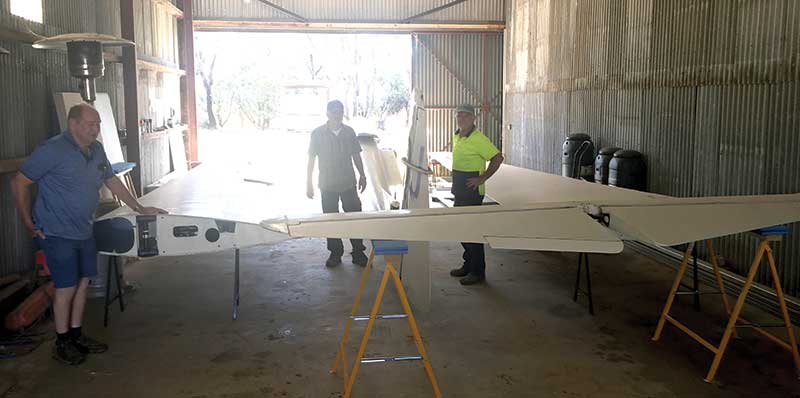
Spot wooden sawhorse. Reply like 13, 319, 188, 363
652, 232, 800, 382
331, 240, 441, 398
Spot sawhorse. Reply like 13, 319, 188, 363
331, 240, 441, 398
652, 230, 800, 382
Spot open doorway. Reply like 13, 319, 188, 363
193, 32, 413, 190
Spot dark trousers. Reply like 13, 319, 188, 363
321, 188, 366, 257
454, 194, 485, 276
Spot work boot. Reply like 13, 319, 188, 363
72, 334, 108, 354
325, 254, 342, 267
449, 267, 469, 277
352, 251, 369, 267
459, 273, 485, 285
53, 340, 86, 365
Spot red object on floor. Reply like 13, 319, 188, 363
5, 282, 55, 332
35, 250, 50, 277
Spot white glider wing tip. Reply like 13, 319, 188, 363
607, 200, 800, 247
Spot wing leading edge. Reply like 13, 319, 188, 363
263, 205, 624, 254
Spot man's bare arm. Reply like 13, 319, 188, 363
466, 153, 504, 189
10, 173, 45, 239
483, 153, 504, 180
306, 155, 316, 199
352, 154, 367, 193
105, 177, 167, 214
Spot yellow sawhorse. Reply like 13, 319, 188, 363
652, 235, 800, 382
331, 241, 441, 398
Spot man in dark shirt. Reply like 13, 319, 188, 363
306, 100, 369, 267
10, 104, 167, 365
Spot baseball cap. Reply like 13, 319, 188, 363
455, 103, 475, 115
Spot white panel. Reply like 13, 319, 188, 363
168, 129, 188, 174
402, 100, 431, 310
359, 135, 401, 212
54, 93, 126, 165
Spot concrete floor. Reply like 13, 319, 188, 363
2, 238, 799, 398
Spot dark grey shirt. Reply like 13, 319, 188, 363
309, 124, 362, 193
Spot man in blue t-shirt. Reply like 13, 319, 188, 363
10, 104, 166, 365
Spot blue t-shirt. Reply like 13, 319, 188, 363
20, 131, 114, 240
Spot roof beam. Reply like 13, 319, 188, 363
403, 0, 470, 22
254, 0, 308, 23
193, 20, 504, 33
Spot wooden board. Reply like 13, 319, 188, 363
0, 280, 28, 304
0, 157, 26, 175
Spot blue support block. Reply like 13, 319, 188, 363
754, 225, 790, 236
372, 240, 409, 255
111, 162, 137, 174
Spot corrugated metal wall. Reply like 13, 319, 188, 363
504, 0, 800, 296
0, 0, 125, 278
413, 33, 503, 168
195, 0, 505, 23
0, 0, 181, 278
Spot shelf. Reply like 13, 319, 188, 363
136, 57, 186, 75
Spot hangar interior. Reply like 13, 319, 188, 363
0, 1, 799, 397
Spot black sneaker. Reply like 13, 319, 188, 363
72, 334, 108, 354
352, 252, 369, 267
449, 267, 469, 277
325, 255, 342, 267
459, 274, 485, 285
53, 340, 86, 365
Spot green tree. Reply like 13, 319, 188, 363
196, 51, 236, 129
378, 74, 410, 119
236, 65, 280, 130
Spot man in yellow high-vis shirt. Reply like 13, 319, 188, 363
448, 104, 504, 285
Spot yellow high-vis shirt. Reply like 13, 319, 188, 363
452, 128, 500, 195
